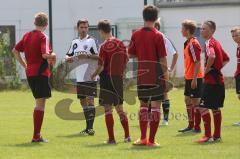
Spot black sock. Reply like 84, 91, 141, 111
86, 106, 95, 130
162, 100, 170, 121
83, 107, 89, 130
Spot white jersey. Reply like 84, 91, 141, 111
163, 35, 177, 56
67, 35, 99, 82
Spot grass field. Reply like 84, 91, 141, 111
0, 89, 240, 159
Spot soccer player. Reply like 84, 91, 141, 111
65, 19, 99, 135
178, 20, 203, 133
155, 19, 179, 126
128, 5, 168, 147
231, 26, 240, 126
12, 12, 56, 142
91, 20, 130, 144
197, 20, 230, 143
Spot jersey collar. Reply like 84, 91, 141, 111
79, 34, 89, 41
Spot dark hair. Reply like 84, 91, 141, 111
143, 5, 159, 22
204, 20, 216, 32
77, 19, 89, 28
182, 19, 197, 35
97, 20, 111, 33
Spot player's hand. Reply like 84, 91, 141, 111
65, 56, 74, 63
191, 79, 197, 89
91, 74, 96, 81
204, 68, 212, 75
77, 54, 88, 59
23, 63, 27, 69
51, 52, 56, 58
168, 67, 173, 72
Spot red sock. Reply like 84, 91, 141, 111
201, 109, 211, 137
149, 108, 160, 143
33, 108, 45, 139
194, 106, 201, 130
139, 106, 148, 140
118, 111, 130, 138
213, 110, 222, 138
186, 104, 194, 128
105, 111, 115, 141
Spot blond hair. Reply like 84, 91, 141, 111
231, 26, 240, 34
34, 12, 48, 27
182, 19, 197, 35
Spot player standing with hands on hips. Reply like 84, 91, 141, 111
197, 20, 229, 143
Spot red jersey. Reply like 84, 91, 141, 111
204, 37, 229, 85
128, 27, 167, 85
235, 46, 240, 77
15, 30, 52, 77
98, 37, 128, 77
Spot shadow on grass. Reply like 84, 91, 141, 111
84, 143, 118, 148
121, 145, 161, 151
175, 132, 200, 137
6, 142, 44, 148
56, 133, 92, 138
190, 140, 223, 146
130, 125, 169, 129
130, 125, 139, 128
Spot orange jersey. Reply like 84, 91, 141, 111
184, 37, 203, 80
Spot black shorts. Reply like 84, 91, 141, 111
137, 85, 164, 103
27, 75, 51, 99
77, 82, 97, 99
200, 84, 225, 110
99, 74, 123, 106
235, 75, 240, 95
184, 78, 203, 98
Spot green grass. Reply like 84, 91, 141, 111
0, 89, 239, 159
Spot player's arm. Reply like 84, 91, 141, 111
205, 44, 216, 75
91, 65, 104, 80
40, 35, 56, 60
193, 61, 201, 79
12, 38, 27, 68
189, 41, 202, 88
165, 37, 178, 72
42, 53, 56, 60
191, 60, 201, 89
157, 34, 169, 81
128, 35, 137, 59
205, 56, 215, 75
91, 46, 105, 80
160, 57, 169, 81
222, 49, 230, 67
90, 38, 99, 59
169, 53, 178, 72
12, 48, 27, 69
65, 41, 75, 63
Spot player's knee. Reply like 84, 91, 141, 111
191, 98, 200, 106
184, 96, 191, 104
140, 100, 148, 107
104, 105, 113, 113
115, 106, 124, 114
87, 96, 94, 104
151, 101, 161, 109
80, 98, 87, 106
